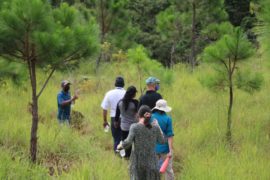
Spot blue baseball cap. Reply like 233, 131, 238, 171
145, 77, 160, 85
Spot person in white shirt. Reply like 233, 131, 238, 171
101, 76, 126, 152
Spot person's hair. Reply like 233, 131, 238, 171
152, 109, 166, 114
138, 105, 152, 129
115, 76, 124, 87
122, 86, 137, 111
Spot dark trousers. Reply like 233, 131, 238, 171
121, 130, 131, 158
111, 117, 121, 152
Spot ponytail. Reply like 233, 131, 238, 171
138, 105, 152, 129
123, 86, 137, 111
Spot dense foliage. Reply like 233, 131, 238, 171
0, 0, 270, 179
0, 0, 99, 161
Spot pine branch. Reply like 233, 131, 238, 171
0, 54, 25, 64
37, 68, 56, 99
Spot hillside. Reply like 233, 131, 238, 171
1, 59, 269, 179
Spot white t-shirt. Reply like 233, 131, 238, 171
101, 87, 126, 117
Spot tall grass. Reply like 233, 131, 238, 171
0, 58, 269, 179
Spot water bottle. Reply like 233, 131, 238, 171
104, 123, 110, 133
119, 149, 126, 158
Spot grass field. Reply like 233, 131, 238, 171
0, 57, 270, 179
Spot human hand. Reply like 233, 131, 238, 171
72, 95, 78, 101
152, 119, 159, 126
117, 141, 123, 150
103, 121, 109, 128
167, 151, 173, 158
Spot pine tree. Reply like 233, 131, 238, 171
0, 0, 98, 162
203, 27, 262, 143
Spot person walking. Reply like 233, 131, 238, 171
138, 77, 162, 109
101, 76, 126, 152
115, 86, 139, 158
152, 99, 174, 180
117, 105, 164, 180
57, 80, 78, 124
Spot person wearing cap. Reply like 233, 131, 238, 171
57, 80, 78, 124
101, 76, 126, 152
115, 86, 139, 158
152, 99, 174, 180
138, 77, 162, 109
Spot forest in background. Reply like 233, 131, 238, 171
0, 0, 270, 179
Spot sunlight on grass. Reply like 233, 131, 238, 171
0, 60, 270, 179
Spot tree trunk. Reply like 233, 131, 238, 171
95, 53, 102, 74
190, 1, 196, 71
95, 0, 106, 72
226, 73, 233, 143
29, 60, 39, 162
170, 42, 175, 69
138, 64, 143, 95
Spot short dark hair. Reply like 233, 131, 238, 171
115, 76, 124, 87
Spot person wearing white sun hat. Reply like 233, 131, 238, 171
151, 99, 174, 180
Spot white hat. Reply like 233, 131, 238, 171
152, 99, 172, 112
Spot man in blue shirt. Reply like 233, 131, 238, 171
152, 99, 174, 180
57, 80, 78, 124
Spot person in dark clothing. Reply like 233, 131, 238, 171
115, 86, 139, 158
138, 77, 162, 109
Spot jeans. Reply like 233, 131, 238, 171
121, 130, 131, 158
58, 119, 70, 125
111, 117, 121, 152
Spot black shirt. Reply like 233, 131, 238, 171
138, 90, 162, 109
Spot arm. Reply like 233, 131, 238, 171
167, 137, 173, 157
133, 99, 139, 111
103, 109, 109, 128
101, 93, 110, 127
115, 102, 121, 122
61, 96, 77, 106
133, 100, 139, 121
122, 125, 136, 149
155, 125, 165, 144
58, 93, 76, 107
151, 115, 164, 143
114, 102, 121, 128
138, 95, 144, 110
166, 117, 174, 157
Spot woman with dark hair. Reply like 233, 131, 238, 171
115, 86, 138, 158
117, 105, 164, 180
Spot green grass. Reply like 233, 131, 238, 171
0, 59, 270, 179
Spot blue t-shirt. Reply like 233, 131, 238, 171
57, 91, 71, 121
151, 112, 174, 153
